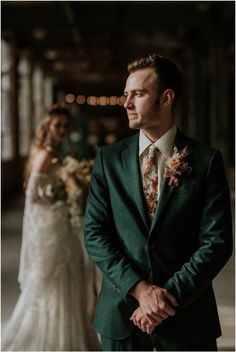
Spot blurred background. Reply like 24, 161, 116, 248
1, 1, 235, 350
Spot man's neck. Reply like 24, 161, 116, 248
141, 122, 174, 142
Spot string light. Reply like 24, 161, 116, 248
64, 94, 125, 106
87, 96, 97, 105
65, 93, 75, 104
76, 95, 86, 104
98, 96, 108, 106
109, 96, 117, 105
118, 95, 126, 106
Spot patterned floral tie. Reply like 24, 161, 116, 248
142, 144, 158, 219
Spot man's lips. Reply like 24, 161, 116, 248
128, 112, 137, 119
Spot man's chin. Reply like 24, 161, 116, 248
129, 120, 140, 130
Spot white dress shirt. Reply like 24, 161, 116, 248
139, 124, 177, 200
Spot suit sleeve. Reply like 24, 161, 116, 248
164, 150, 233, 308
84, 147, 142, 299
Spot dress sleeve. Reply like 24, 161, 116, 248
26, 171, 55, 204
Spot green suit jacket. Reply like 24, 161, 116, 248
84, 130, 232, 343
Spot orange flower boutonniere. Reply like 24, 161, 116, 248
164, 146, 192, 187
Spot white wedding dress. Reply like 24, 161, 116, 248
2, 165, 101, 351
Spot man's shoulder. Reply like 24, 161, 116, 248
178, 131, 217, 159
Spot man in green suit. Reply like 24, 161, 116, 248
84, 54, 232, 351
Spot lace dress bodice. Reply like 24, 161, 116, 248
18, 166, 71, 291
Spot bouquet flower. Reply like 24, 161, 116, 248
59, 156, 94, 228
46, 156, 93, 228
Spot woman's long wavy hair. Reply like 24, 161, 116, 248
24, 104, 71, 188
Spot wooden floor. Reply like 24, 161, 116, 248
1, 191, 235, 351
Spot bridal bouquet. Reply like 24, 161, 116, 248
59, 156, 94, 228
48, 156, 93, 228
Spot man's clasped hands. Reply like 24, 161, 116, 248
130, 280, 178, 334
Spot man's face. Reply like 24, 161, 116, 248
124, 68, 161, 130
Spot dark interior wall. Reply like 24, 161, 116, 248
2, 159, 25, 199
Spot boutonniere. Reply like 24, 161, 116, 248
164, 146, 192, 187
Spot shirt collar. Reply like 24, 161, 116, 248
139, 124, 177, 159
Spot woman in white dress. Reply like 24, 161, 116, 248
2, 104, 101, 351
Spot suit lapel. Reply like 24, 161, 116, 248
121, 133, 149, 231
150, 129, 191, 234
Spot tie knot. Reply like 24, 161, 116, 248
148, 144, 158, 157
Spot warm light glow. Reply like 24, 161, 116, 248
84, 95, 127, 106
52, 61, 65, 71
45, 50, 58, 60
98, 96, 108, 106
105, 134, 118, 144
109, 96, 117, 106
87, 134, 99, 145
87, 96, 97, 105
76, 95, 86, 104
32, 28, 46, 40
118, 95, 126, 106
65, 93, 75, 104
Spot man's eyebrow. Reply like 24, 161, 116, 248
124, 88, 145, 95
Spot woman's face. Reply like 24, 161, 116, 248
48, 114, 69, 144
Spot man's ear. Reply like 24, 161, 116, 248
160, 89, 175, 107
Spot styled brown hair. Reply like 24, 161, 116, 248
24, 104, 70, 188
128, 53, 183, 110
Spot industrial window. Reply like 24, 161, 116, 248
1, 40, 14, 160
18, 55, 32, 157
32, 66, 45, 131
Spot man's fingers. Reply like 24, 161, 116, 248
163, 305, 175, 317
130, 313, 135, 321
140, 317, 147, 332
146, 312, 163, 324
156, 310, 169, 319
146, 305, 174, 319
130, 298, 175, 333
146, 324, 156, 335
140, 317, 159, 333
165, 291, 178, 306
145, 314, 158, 325
132, 312, 161, 333
130, 309, 139, 321
130, 309, 139, 318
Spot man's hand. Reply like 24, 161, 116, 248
130, 306, 159, 334
130, 280, 178, 322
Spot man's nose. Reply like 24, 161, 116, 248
124, 96, 133, 109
